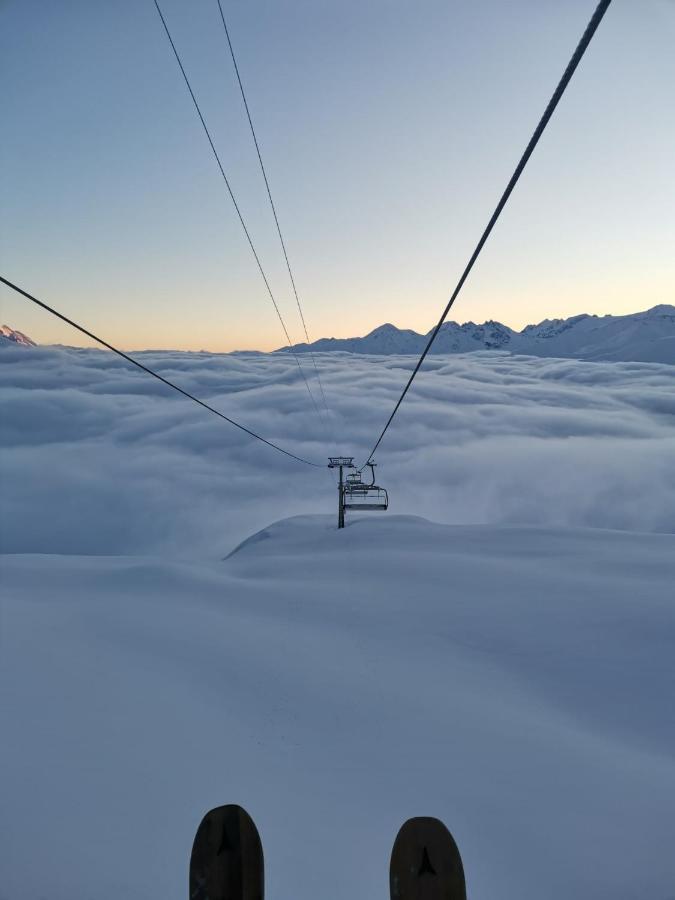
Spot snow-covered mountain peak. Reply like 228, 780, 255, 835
521, 313, 592, 340
640, 304, 675, 318
0, 325, 36, 347
280, 306, 675, 363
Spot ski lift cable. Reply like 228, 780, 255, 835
152, 0, 325, 430
364, 0, 612, 466
0, 275, 323, 469
215, 0, 335, 443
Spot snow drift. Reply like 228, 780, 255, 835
2, 515, 674, 900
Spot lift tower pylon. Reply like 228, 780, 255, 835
327, 457, 355, 528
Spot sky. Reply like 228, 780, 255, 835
1, 0, 674, 351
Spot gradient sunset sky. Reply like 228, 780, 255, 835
2, 0, 674, 351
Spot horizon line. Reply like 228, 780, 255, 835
3, 301, 672, 355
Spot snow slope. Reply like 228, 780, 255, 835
2, 515, 674, 900
280, 305, 675, 364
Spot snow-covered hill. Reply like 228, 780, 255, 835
280, 305, 675, 364
2, 515, 674, 900
0, 324, 35, 347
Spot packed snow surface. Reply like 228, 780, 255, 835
2, 515, 675, 900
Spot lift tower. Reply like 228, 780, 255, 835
327, 457, 355, 528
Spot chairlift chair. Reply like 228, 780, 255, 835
328, 457, 389, 526
342, 462, 388, 511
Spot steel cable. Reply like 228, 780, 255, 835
153, 0, 325, 428
215, 0, 334, 442
365, 0, 612, 465
0, 275, 323, 468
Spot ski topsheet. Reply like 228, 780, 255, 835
190, 804, 263, 900
390, 816, 466, 900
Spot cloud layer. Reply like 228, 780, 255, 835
2, 344, 674, 555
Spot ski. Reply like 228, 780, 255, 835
390, 816, 466, 900
190, 804, 263, 900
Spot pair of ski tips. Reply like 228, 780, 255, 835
190, 804, 466, 900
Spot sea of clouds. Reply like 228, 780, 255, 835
2, 343, 674, 556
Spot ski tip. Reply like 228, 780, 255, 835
190, 805, 263, 900
390, 816, 466, 900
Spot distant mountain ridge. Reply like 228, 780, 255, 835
4, 307, 675, 364
278, 305, 675, 364
0, 325, 36, 347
